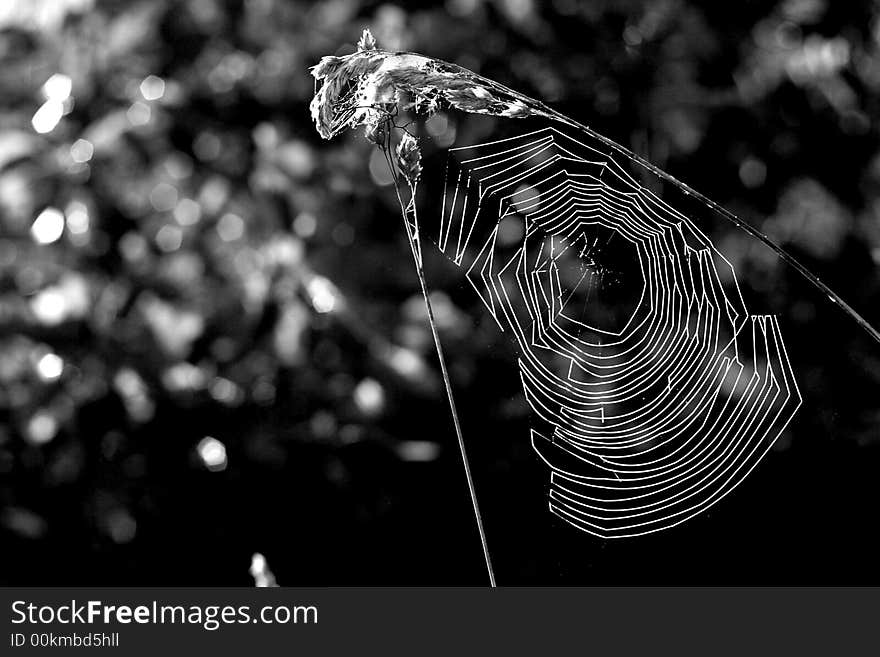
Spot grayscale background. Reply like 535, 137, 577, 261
1, 0, 879, 584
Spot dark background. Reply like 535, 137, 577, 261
1, 0, 879, 585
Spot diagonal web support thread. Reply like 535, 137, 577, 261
384, 146, 497, 587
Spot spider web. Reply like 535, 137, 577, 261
428, 126, 802, 538
310, 41, 880, 579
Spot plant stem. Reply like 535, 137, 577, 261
383, 144, 497, 587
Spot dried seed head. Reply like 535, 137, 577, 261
396, 132, 422, 185
357, 28, 377, 52
310, 36, 547, 141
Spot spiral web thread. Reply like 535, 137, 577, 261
431, 126, 802, 538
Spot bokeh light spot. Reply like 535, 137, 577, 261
26, 411, 58, 445
42, 73, 72, 101
70, 138, 94, 163
217, 212, 244, 241
197, 436, 228, 472
139, 75, 166, 101
354, 378, 385, 416
31, 207, 65, 244
36, 352, 64, 380
126, 101, 152, 126
307, 276, 338, 314
32, 100, 64, 134
155, 224, 183, 252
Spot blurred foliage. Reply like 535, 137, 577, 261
1, 0, 879, 583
